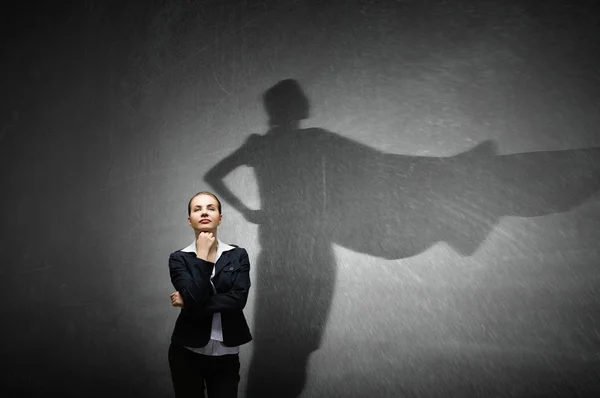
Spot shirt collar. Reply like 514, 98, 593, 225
181, 238, 234, 257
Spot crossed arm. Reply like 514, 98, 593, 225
168, 254, 213, 311
169, 251, 251, 313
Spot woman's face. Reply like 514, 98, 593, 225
188, 194, 222, 232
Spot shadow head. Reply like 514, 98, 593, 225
263, 79, 309, 128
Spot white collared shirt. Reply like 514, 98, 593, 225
180, 238, 240, 356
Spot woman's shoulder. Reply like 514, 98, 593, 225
227, 243, 244, 251
227, 244, 249, 257
168, 249, 194, 262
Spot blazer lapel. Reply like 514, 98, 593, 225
214, 250, 233, 277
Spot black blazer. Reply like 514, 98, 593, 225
168, 245, 252, 348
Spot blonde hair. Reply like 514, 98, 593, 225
187, 191, 222, 215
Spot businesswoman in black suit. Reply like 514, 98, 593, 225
168, 191, 252, 398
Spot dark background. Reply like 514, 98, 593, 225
1, 1, 599, 397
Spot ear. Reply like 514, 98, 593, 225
188, 216, 192, 227
218, 214, 223, 225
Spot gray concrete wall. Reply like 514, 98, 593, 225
1, 1, 599, 397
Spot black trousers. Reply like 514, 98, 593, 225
168, 343, 241, 398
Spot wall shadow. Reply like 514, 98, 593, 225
203, 79, 600, 397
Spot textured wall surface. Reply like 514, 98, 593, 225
1, 1, 599, 397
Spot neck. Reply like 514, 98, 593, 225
270, 120, 300, 130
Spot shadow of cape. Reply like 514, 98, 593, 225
245, 129, 600, 260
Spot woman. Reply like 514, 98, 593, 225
167, 191, 252, 398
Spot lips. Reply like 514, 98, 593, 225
200, 219, 211, 224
